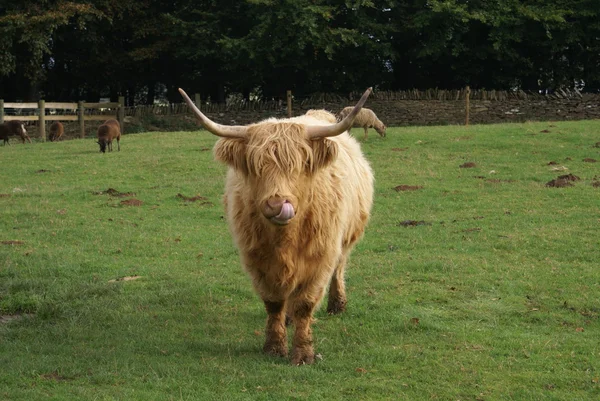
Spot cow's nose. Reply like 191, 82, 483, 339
263, 198, 295, 225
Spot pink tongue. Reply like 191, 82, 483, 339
276, 202, 295, 221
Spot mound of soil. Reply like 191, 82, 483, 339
546, 174, 580, 188
393, 185, 423, 192
399, 220, 431, 227
1, 240, 24, 245
94, 188, 136, 197
120, 199, 143, 206
460, 162, 477, 168
176, 193, 208, 202
558, 174, 581, 181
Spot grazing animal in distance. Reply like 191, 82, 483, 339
48, 121, 64, 142
97, 119, 121, 153
337, 107, 386, 139
0, 120, 31, 145
180, 87, 374, 365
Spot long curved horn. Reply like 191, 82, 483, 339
179, 88, 248, 139
307, 87, 373, 140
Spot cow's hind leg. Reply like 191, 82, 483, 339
263, 300, 288, 357
327, 252, 348, 314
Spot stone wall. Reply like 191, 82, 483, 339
199, 96, 600, 127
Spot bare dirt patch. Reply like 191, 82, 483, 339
177, 193, 208, 202
546, 174, 580, 188
94, 188, 136, 197
120, 199, 143, 206
1, 240, 24, 245
0, 194, 10, 198
40, 372, 70, 382
399, 220, 431, 227
36, 169, 51, 173
0, 313, 33, 324
558, 174, 581, 182
547, 161, 558, 165
583, 158, 597, 163
460, 162, 477, 168
593, 142, 600, 148
393, 185, 423, 192
540, 129, 551, 133
391, 147, 409, 152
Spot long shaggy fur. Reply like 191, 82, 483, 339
304, 109, 337, 123
213, 112, 374, 364
338, 107, 386, 139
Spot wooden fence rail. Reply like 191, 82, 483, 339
0, 97, 124, 141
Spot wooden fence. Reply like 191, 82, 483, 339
0, 97, 124, 141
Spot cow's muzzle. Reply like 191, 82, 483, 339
263, 198, 296, 225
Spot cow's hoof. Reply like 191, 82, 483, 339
327, 298, 347, 314
263, 341, 288, 358
291, 348, 315, 365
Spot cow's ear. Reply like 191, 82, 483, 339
213, 138, 248, 174
310, 138, 339, 172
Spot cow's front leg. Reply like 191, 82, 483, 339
290, 299, 317, 365
263, 300, 288, 357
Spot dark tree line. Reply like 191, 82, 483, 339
1, 0, 599, 104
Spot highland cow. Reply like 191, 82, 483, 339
180, 87, 374, 365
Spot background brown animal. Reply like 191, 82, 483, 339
97, 119, 121, 153
180, 87, 374, 365
0, 120, 31, 145
338, 107, 386, 139
48, 121, 64, 142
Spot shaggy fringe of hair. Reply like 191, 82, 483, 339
246, 123, 314, 176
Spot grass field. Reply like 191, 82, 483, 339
1, 120, 599, 400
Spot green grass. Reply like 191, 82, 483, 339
1, 120, 599, 400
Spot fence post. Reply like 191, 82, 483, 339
0, 100, 4, 124
39, 100, 46, 142
78, 101, 85, 138
286, 90, 292, 118
194, 93, 201, 110
465, 85, 471, 127
118, 96, 125, 133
